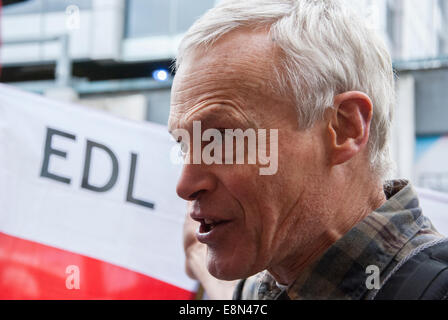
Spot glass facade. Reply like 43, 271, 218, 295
386, 0, 397, 47
125, 0, 215, 38
176, 0, 215, 33
2, 0, 92, 15
414, 68, 448, 135
437, 0, 448, 55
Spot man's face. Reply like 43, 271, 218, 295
168, 29, 330, 280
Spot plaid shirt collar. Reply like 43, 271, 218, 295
253, 180, 441, 300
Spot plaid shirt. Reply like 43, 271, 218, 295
236, 180, 445, 300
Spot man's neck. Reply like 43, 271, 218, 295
268, 178, 387, 286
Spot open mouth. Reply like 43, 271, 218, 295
199, 219, 226, 233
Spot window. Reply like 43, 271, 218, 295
125, 0, 215, 38
176, 0, 215, 33
2, 0, 92, 15
438, 0, 448, 55
438, 34, 447, 55
386, 0, 397, 46
414, 69, 448, 135
125, 0, 171, 37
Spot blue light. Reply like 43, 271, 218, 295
152, 69, 169, 82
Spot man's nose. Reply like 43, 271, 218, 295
176, 164, 217, 201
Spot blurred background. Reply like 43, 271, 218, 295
1, 0, 447, 193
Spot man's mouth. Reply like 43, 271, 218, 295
191, 213, 233, 243
199, 218, 225, 233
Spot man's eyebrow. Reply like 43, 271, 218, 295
187, 106, 252, 126
193, 110, 226, 123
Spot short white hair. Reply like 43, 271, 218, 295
175, 0, 395, 178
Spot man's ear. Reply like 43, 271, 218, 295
327, 91, 373, 166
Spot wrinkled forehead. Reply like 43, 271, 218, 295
171, 29, 280, 110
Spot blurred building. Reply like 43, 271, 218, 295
372, 0, 448, 192
346, 1, 448, 190
1, 0, 217, 124
1, 0, 448, 192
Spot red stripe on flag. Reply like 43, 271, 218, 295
0, 232, 195, 300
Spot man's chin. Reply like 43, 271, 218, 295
208, 267, 242, 281
206, 254, 254, 281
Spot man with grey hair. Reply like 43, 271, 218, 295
168, 0, 447, 300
